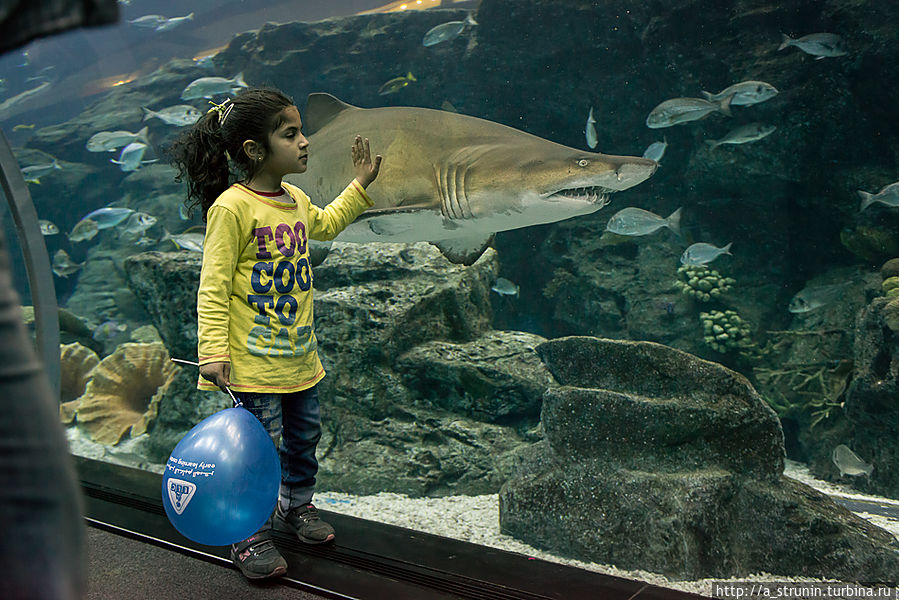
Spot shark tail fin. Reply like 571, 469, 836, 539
665, 207, 683, 238
432, 233, 494, 266
778, 33, 793, 51
722, 242, 733, 255
233, 72, 247, 88
136, 126, 150, 144
141, 107, 154, 121
858, 190, 875, 211
700, 90, 714, 101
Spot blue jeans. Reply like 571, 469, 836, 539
232, 386, 322, 523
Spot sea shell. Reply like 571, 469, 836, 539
74, 342, 179, 445
59, 342, 100, 421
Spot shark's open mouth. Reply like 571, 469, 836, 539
550, 186, 613, 207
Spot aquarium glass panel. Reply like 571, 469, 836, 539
3, 0, 898, 592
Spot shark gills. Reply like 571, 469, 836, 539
286, 93, 657, 265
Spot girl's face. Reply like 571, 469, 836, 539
262, 105, 309, 177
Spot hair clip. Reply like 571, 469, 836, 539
207, 99, 234, 125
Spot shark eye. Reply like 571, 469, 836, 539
577, 159, 589, 167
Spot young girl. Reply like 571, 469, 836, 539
169, 88, 381, 580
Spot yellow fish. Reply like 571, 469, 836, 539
12, 123, 35, 131
378, 72, 416, 96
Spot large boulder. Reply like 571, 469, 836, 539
499, 336, 899, 581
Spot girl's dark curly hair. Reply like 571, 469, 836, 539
167, 87, 294, 221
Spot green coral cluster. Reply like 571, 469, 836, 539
700, 309, 755, 355
675, 265, 735, 302
883, 276, 899, 298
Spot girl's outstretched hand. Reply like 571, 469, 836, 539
351, 135, 382, 188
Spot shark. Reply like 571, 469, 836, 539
286, 93, 657, 265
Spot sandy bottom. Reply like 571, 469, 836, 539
68, 425, 898, 595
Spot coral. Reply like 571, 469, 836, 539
755, 359, 852, 429
884, 297, 899, 332
882, 276, 899, 297
74, 342, 179, 445
881, 258, 899, 280
59, 342, 100, 419
675, 265, 735, 302
699, 309, 756, 356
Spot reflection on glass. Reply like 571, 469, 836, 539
4, 0, 899, 593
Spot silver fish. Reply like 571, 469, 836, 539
121, 212, 157, 234
491, 277, 519, 296
788, 282, 850, 313
680, 242, 732, 266
86, 126, 149, 152
39, 219, 59, 235
0, 80, 52, 122
706, 123, 776, 149
162, 230, 204, 252
128, 14, 168, 29
701, 81, 779, 106
778, 33, 848, 59
110, 142, 156, 172
81, 207, 134, 229
422, 14, 476, 47
52, 249, 84, 278
68, 218, 99, 242
642, 138, 668, 162
21, 159, 61, 184
858, 181, 899, 212
585, 107, 598, 149
181, 73, 247, 100
832, 444, 873, 477
154, 12, 194, 32
646, 96, 733, 129
606, 206, 681, 237
142, 105, 202, 126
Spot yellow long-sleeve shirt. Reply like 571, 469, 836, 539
196, 179, 372, 393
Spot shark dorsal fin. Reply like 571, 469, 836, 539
305, 93, 359, 135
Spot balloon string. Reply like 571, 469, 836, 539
170, 358, 242, 408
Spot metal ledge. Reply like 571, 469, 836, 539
76, 456, 709, 600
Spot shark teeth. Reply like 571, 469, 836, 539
551, 186, 613, 207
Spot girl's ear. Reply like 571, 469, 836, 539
241, 139, 264, 161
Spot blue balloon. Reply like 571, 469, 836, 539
162, 407, 280, 546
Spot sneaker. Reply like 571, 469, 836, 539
230, 532, 288, 579
277, 503, 335, 544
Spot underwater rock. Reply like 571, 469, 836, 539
500, 336, 899, 580
833, 297, 899, 498
124, 251, 203, 362
395, 330, 553, 424
535, 336, 783, 477
125, 242, 538, 493
313, 242, 495, 366
74, 342, 179, 445
881, 258, 899, 280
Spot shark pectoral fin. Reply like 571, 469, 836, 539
308, 240, 332, 267
431, 233, 494, 266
